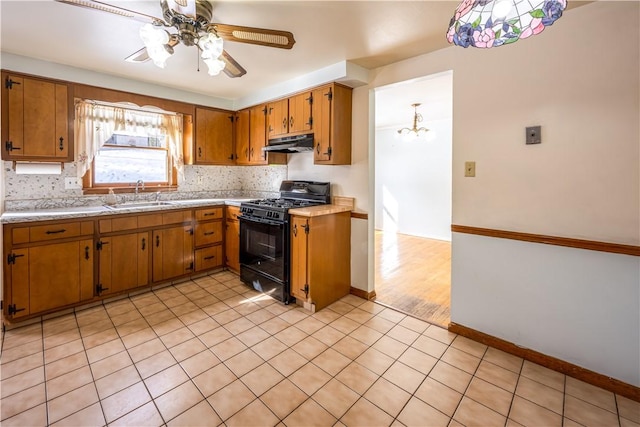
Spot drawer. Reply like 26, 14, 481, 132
226, 206, 240, 221
23, 221, 93, 243
163, 210, 192, 225
196, 207, 223, 221
195, 221, 223, 247
195, 246, 222, 271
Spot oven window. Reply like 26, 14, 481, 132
240, 220, 285, 281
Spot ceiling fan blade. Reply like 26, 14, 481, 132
124, 47, 150, 63
124, 37, 180, 63
210, 24, 295, 49
54, 0, 164, 24
220, 50, 247, 78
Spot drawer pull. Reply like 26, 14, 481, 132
85, 246, 90, 260
203, 212, 217, 217
156, 235, 160, 247
45, 229, 66, 235
204, 255, 216, 260
141, 238, 146, 250
204, 231, 215, 236
59, 137, 64, 151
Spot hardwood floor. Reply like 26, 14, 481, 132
374, 230, 451, 327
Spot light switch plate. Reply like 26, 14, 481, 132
465, 161, 476, 177
526, 126, 542, 144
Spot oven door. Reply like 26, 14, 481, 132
239, 215, 289, 285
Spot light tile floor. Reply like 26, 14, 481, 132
1, 271, 638, 427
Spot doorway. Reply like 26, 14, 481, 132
373, 71, 453, 327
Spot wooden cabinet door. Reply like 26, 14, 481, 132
225, 217, 240, 272
153, 225, 194, 282
3, 74, 69, 160
7, 248, 30, 318
267, 99, 289, 138
290, 216, 309, 302
249, 105, 268, 164
98, 233, 149, 296
289, 92, 312, 134
195, 107, 235, 165
312, 85, 332, 162
29, 241, 91, 314
235, 108, 251, 165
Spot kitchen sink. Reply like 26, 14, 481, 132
103, 201, 177, 210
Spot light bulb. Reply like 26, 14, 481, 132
203, 57, 226, 76
140, 23, 169, 47
199, 33, 224, 59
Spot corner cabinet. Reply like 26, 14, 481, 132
194, 107, 235, 165
1, 71, 72, 162
3, 220, 94, 320
312, 83, 352, 165
290, 211, 351, 311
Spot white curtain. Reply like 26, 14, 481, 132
75, 100, 184, 182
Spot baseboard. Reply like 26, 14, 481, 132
448, 322, 640, 402
350, 287, 376, 300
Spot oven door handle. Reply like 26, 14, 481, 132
238, 215, 286, 227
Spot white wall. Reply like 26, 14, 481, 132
349, 1, 639, 385
374, 123, 452, 240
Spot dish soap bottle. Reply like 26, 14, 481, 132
106, 188, 117, 206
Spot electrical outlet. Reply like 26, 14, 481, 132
64, 177, 82, 189
465, 161, 476, 177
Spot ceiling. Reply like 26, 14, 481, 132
0, 0, 461, 101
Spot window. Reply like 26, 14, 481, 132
75, 100, 184, 193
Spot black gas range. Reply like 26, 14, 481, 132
238, 181, 331, 303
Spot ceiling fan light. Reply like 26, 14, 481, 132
140, 23, 169, 48
203, 57, 226, 76
199, 32, 224, 59
147, 44, 174, 68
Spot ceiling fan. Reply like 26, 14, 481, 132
54, 0, 296, 78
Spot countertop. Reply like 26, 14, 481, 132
288, 204, 353, 217
1, 198, 253, 224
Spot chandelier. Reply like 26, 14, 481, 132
447, 0, 567, 48
397, 103, 429, 137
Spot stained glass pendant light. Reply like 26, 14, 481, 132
447, 0, 567, 48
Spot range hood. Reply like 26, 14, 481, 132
263, 133, 314, 153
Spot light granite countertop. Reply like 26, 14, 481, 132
1, 198, 254, 224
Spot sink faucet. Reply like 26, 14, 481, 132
135, 179, 144, 196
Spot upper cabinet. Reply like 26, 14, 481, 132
236, 104, 286, 166
267, 92, 312, 139
194, 107, 235, 165
312, 83, 352, 165
1, 72, 72, 162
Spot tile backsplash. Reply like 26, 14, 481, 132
3, 161, 287, 211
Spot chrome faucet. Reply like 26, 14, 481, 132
135, 179, 144, 195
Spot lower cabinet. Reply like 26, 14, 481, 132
225, 206, 240, 273
153, 225, 195, 282
194, 207, 223, 271
290, 211, 351, 311
4, 220, 94, 320
97, 232, 149, 296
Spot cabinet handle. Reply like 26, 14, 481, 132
186, 262, 194, 271
85, 246, 90, 260
316, 143, 320, 154
250, 147, 254, 159
203, 212, 216, 217
156, 235, 160, 247
5, 141, 21, 152
289, 116, 294, 128
141, 238, 146, 250
245, 148, 248, 159
204, 255, 215, 260
45, 229, 66, 235
293, 224, 297, 237
59, 137, 64, 151
198, 147, 202, 157
282, 117, 287, 129
204, 231, 215, 236
228, 154, 234, 160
